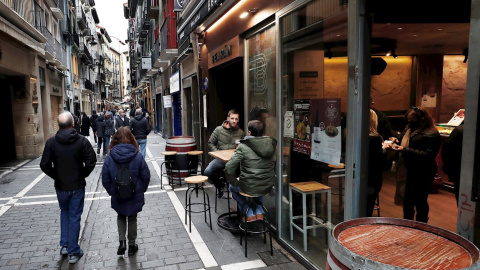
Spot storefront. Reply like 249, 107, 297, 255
200, 0, 480, 269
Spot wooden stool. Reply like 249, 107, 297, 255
289, 181, 331, 252
184, 176, 212, 233
238, 192, 272, 258
327, 163, 345, 212
187, 151, 203, 176
161, 151, 181, 190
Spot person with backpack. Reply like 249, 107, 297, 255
101, 127, 150, 256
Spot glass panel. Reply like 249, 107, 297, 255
245, 23, 277, 228
279, 0, 348, 267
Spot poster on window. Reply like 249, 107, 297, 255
292, 99, 311, 155
294, 50, 324, 99
310, 98, 342, 165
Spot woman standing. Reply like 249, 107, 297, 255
104, 113, 115, 155
367, 109, 383, 217
102, 127, 150, 256
80, 112, 91, 137
387, 107, 441, 223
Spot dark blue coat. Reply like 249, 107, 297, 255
102, 144, 150, 216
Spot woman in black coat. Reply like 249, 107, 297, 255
96, 114, 106, 155
102, 127, 150, 256
367, 109, 383, 217
80, 112, 91, 136
387, 107, 441, 223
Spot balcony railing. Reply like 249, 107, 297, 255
79, 42, 93, 64
85, 79, 94, 91
160, 16, 177, 51
76, 7, 87, 30
55, 39, 67, 67
146, 0, 160, 19
73, 30, 80, 47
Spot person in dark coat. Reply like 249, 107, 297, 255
74, 111, 81, 133
102, 127, 150, 257
40, 112, 97, 264
80, 112, 91, 137
387, 107, 441, 223
367, 109, 384, 217
90, 110, 99, 143
129, 108, 151, 158
115, 109, 130, 131
96, 114, 106, 155
104, 113, 115, 155
442, 124, 464, 205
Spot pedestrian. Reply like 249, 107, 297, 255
90, 110, 99, 143
367, 109, 383, 217
129, 108, 151, 158
101, 127, 150, 256
73, 111, 81, 134
96, 113, 106, 155
115, 109, 130, 131
225, 120, 276, 221
104, 113, 115, 154
80, 112, 91, 137
386, 107, 441, 223
205, 109, 245, 198
40, 111, 97, 264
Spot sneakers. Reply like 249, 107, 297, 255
60, 246, 68, 256
117, 240, 127, 255
128, 244, 138, 256
68, 249, 84, 264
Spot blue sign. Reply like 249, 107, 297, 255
203, 77, 208, 91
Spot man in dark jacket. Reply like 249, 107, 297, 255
40, 111, 97, 264
115, 109, 130, 131
205, 109, 245, 198
225, 120, 276, 221
129, 108, 151, 158
90, 110, 99, 143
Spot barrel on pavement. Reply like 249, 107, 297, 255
327, 217, 479, 270
165, 136, 197, 181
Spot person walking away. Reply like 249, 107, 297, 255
80, 112, 91, 137
129, 108, 151, 158
74, 111, 81, 133
205, 109, 245, 198
115, 109, 130, 131
225, 120, 276, 221
104, 113, 115, 155
90, 110, 99, 143
442, 124, 464, 205
367, 109, 383, 217
102, 127, 150, 256
96, 113, 106, 155
386, 107, 441, 223
40, 112, 97, 264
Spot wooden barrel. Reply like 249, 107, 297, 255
166, 136, 197, 181
326, 218, 480, 270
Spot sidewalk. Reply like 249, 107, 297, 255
0, 133, 306, 270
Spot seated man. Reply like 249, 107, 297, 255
225, 120, 277, 222
205, 109, 245, 198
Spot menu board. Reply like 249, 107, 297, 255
294, 50, 324, 99
310, 98, 342, 165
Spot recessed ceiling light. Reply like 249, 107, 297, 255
413, 34, 418, 37
336, 34, 341, 37
397, 27, 403, 30
239, 12, 248, 18
438, 28, 443, 31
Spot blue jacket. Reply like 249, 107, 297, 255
102, 144, 150, 216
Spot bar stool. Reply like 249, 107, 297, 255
187, 151, 203, 176
160, 151, 180, 190
238, 192, 273, 258
289, 181, 331, 252
327, 163, 345, 212
184, 175, 212, 233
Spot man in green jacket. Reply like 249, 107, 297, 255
225, 120, 277, 222
205, 109, 245, 198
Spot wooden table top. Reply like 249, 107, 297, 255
161, 151, 177, 156
187, 150, 203, 155
208, 149, 235, 163
289, 181, 331, 192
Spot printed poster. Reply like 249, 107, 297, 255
284, 111, 294, 138
310, 98, 342, 165
294, 50, 324, 99
293, 100, 311, 155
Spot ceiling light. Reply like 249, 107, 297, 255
438, 28, 443, 31
397, 27, 402, 30
386, 51, 391, 56
248, 8, 258, 13
239, 12, 248, 18
336, 34, 341, 37
413, 34, 418, 37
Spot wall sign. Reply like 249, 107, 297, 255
208, 36, 243, 69
170, 71, 180, 94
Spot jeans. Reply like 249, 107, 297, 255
97, 137, 103, 151
229, 185, 264, 218
104, 136, 111, 154
137, 139, 147, 158
204, 158, 226, 190
56, 188, 85, 255
117, 214, 137, 245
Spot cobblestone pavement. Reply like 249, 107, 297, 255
0, 133, 307, 270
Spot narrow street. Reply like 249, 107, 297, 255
0, 133, 305, 270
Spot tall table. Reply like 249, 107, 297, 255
208, 149, 239, 232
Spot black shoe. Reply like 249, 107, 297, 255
117, 240, 126, 255
97, 148, 100, 154
217, 188, 224, 199
128, 244, 138, 256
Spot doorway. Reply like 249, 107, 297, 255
0, 75, 17, 164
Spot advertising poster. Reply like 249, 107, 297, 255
310, 98, 342, 165
284, 111, 294, 138
293, 99, 311, 155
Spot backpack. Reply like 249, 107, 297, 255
114, 160, 135, 199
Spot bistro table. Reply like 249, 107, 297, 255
208, 149, 241, 232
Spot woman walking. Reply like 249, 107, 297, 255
96, 114, 105, 154
80, 112, 91, 137
101, 127, 150, 256
104, 113, 115, 155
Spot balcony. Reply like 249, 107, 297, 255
146, 0, 160, 20
85, 79, 94, 91
73, 31, 80, 48
54, 39, 67, 70
156, 17, 177, 71
79, 42, 93, 64
76, 7, 87, 30
45, 0, 59, 8
0, 1, 47, 43
142, 19, 151, 31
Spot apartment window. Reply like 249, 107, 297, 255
53, 21, 59, 42
45, 11, 51, 32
